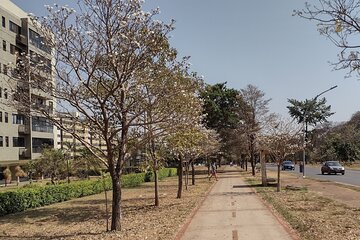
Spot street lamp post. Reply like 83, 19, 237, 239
302, 85, 337, 178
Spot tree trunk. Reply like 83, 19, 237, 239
191, 161, 195, 185
103, 175, 109, 232
17, 176, 20, 186
154, 169, 159, 206
260, 151, 267, 187
250, 140, 255, 176
111, 175, 122, 230
277, 163, 281, 192
177, 156, 183, 199
207, 160, 211, 175
185, 162, 189, 190
245, 157, 248, 171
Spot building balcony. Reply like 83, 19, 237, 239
34, 104, 53, 115
19, 148, 31, 159
18, 124, 30, 134
16, 34, 28, 46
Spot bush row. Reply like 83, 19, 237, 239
144, 168, 178, 182
0, 168, 176, 217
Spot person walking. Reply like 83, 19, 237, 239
209, 161, 218, 181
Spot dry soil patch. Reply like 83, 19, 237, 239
0, 175, 213, 240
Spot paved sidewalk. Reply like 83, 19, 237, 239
180, 167, 295, 240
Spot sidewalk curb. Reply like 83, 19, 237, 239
173, 178, 218, 240
248, 180, 300, 240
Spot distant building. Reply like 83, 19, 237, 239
0, 0, 56, 169
56, 112, 104, 157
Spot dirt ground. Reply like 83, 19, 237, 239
256, 170, 360, 240
0, 174, 213, 240
2, 168, 360, 240
276, 171, 360, 208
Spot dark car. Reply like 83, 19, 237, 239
282, 160, 295, 171
321, 161, 345, 175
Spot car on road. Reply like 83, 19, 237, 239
321, 161, 345, 175
282, 160, 295, 171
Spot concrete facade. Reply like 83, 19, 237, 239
0, 0, 56, 168
56, 112, 104, 157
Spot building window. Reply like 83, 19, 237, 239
4, 88, 7, 99
1, 17, 5, 27
10, 44, 16, 55
0, 111, 2, 122
4, 112, 8, 123
3, 65, 7, 75
13, 137, 25, 147
12, 114, 24, 124
9, 21, 21, 34
0, 87, 2, 98
0, 136, 3, 147
30, 51, 52, 72
2, 40, 6, 51
29, 29, 51, 54
32, 116, 53, 133
32, 138, 53, 153
5, 136, 9, 147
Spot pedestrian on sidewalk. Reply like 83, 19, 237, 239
209, 161, 218, 181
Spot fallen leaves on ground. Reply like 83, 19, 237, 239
247, 171, 360, 240
0, 175, 213, 240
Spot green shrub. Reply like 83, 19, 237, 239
144, 168, 177, 182
0, 168, 176, 217
144, 171, 153, 182
122, 173, 146, 188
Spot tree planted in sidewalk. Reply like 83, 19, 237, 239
138, 68, 203, 206
200, 82, 247, 164
241, 84, 271, 176
259, 116, 302, 192
166, 125, 216, 198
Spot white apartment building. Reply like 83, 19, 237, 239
0, 0, 56, 169
56, 112, 104, 157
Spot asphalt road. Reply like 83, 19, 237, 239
267, 164, 360, 187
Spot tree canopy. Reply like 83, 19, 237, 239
200, 82, 245, 131
287, 98, 334, 127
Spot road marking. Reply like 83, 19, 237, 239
232, 230, 238, 240
232, 212, 236, 218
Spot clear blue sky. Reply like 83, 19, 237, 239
12, 0, 360, 122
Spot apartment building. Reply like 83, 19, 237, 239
0, 0, 56, 168
56, 112, 104, 157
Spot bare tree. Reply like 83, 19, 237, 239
295, 0, 360, 77
241, 84, 271, 176
6, 0, 194, 231
260, 116, 302, 192
138, 68, 203, 206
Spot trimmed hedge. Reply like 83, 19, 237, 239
144, 168, 178, 182
0, 168, 176, 217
